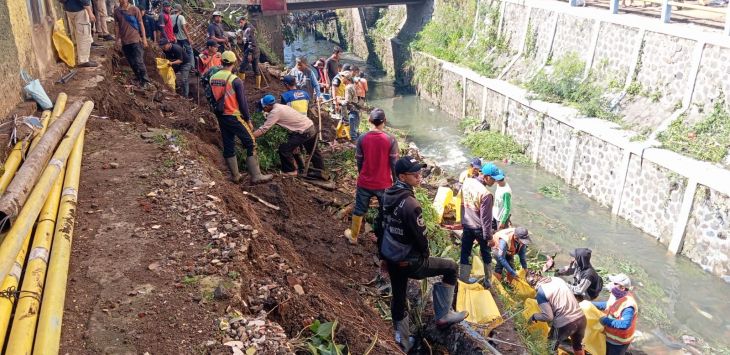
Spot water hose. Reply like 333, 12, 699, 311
33, 128, 85, 355
0, 101, 92, 282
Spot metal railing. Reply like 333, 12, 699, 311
569, 0, 730, 34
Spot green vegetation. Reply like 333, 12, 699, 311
496, 292, 552, 355
523, 21, 537, 59
537, 183, 565, 200
657, 98, 730, 163
626, 82, 642, 96
414, 187, 456, 260
526, 52, 620, 122
461, 130, 529, 164
370, 6, 406, 40
458, 117, 482, 132
296, 320, 348, 355
411, 0, 508, 78
227, 271, 240, 279
244, 112, 288, 171
182, 275, 199, 286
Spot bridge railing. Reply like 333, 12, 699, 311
570, 0, 730, 35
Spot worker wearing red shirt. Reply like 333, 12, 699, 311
345, 108, 399, 244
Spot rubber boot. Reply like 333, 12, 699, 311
237, 72, 246, 81
225, 156, 242, 183
256, 75, 262, 89
344, 215, 363, 245
433, 282, 467, 328
246, 156, 273, 184
458, 264, 478, 284
482, 263, 492, 289
394, 316, 414, 353
573, 349, 586, 355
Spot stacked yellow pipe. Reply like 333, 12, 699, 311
0, 93, 66, 192
0, 93, 67, 348
5, 162, 66, 353
34, 129, 85, 355
0, 101, 92, 283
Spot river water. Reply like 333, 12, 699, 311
284, 32, 730, 353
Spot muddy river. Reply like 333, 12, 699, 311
284, 32, 730, 353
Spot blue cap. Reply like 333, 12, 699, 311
470, 158, 482, 169
260, 94, 276, 106
481, 163, 505, 180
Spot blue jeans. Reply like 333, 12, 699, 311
459, 228, 492, 266
177, 40, 194, 97
348, 110, 360, 142
353, 187, 384, 216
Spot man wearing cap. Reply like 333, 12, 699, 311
208, 11, 228, 52
210, 51, 272, 184
528, 275, 587, 355
380, 156, 467, 352
64, 0, 98, 67
159, 37, 192, 97
156, 2, 175, 43
330, 64, 351, 101
345, 108, 398, 245
198, 39, 222, 74
593, 274, 638, 355
491, 166, 512, 231
457, 158, 482, 188
493, 226, 531, 282
458, 162, 495, 288
556, 248, 603, 301
324, 46, 342, 88
256, 94, 327, 180
170, 4, 193, 72
288, 57, 322, 99
237, 16, 262, 89
114, 0, 149, 86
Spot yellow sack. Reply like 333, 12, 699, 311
456, 281, 502, 331
52, 19, 75, 67
452, 190, 462, 223
522, 298, 549, 338
580, 300, 607, 355
510, 277, 536, 301
156, 58, 176, 90
432, 187, 453, 224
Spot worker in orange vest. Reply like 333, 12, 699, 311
209, 51, 272, 184
592, 273, 639, 355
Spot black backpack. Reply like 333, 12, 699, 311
201, 66, 222, 111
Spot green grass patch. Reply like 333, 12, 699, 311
526, 52, 621, 122
537, 183, 565, 200
657, 98, 730, 163
461, 130, 529, 164
244, 112, 289, 171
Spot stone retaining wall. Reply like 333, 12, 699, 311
410, 51, 730, 281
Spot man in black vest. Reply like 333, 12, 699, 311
380, 156, 467, 352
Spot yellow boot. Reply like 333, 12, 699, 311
256, 75, 262, 89
344, 215, 363, 245
237, 72, 246, 81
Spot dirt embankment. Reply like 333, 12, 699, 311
44, 44, 402, 354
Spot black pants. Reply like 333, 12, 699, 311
240, 46, 259, 74
606, 342, 630, 355
387, 257, 458, 323
278, 126, 322, 173
549, 315, 586, 351
459, 228, 492, 266
122, 42, 150, 84
218, 115, 255, 158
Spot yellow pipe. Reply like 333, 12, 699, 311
0, 94, 67, 348
0, 101, 92, 283
0, 231, 31, 348
33, 130, 84, 355
0, 92, 65, 193
0, 110, 51, 192
5, 164, 66, 353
